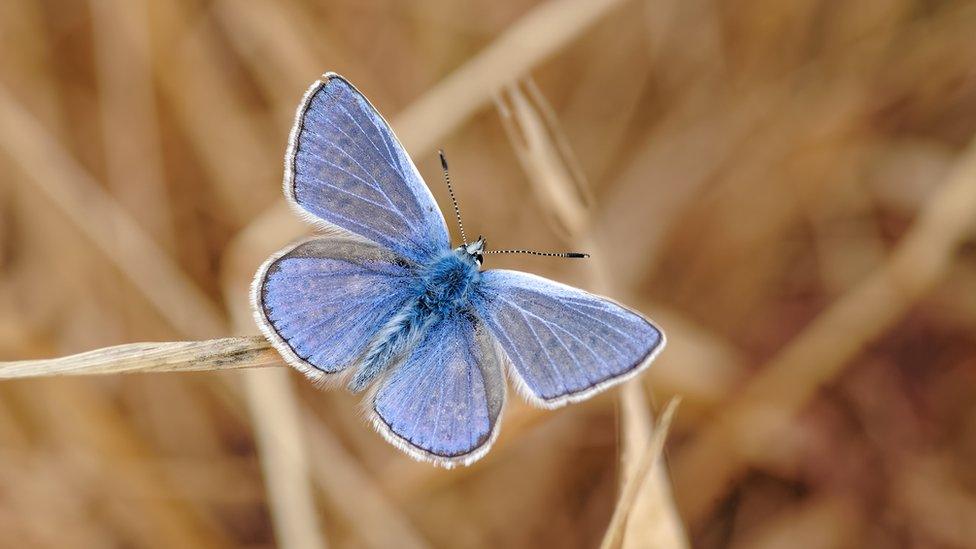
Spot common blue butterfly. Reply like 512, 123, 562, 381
251, 73, 666, 467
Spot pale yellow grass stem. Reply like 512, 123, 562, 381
600, 398, 681, 549
498, 81, 689, 548
0, 337, 275, 378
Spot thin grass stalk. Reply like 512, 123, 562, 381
393, 0, 631, 155
600, 398, 680, 549
498, 80, 689, 547
147, 0, 278, 224
0, 337, 275, 378
212, 0, 340, 123
242, 368, 329, 549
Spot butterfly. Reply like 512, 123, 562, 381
251, 73, 666, 468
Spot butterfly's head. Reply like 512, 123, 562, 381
459, 236, 485, 268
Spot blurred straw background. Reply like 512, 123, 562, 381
2, 0, 976, 547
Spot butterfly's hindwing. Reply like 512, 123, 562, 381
474, 270, 665, 408
252, 236, 418, 384
368, 310, 506, 466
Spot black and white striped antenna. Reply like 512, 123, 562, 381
483, 249, 589, 258
439, 150, 468, 246
438, 149, 589, 259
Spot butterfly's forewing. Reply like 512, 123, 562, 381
253, 236, 418, 384
368, 312, 507, 467
286, 74, 450, 264
473, 270, 665, 408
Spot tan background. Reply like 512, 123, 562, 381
1, 0, 976, 547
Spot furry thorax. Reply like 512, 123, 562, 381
348, 245, 483, 392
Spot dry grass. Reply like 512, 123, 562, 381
1, 0, 976, 547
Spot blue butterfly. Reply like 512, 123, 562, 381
251, 73, 666, 468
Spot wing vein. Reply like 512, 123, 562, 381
311, 121, 400, 206
497, 296, 602, 384
313, 159, 412, 222
507, 304, 567, 395
335, 102, 405, 181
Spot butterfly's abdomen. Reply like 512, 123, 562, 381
349, 304, 433, 392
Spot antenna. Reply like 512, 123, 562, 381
438, 149, 588, 260
439, 149, 468, 246
484, 249, 590, 259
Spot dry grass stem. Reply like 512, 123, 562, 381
148, 1, 279, 224
89, 0, 175, 250
393, 0, 629, 155
243, 368, 329, 549
0, 337, 277, 378
498, 80, 689, 547
601, 398, 680, 549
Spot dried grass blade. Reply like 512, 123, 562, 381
600, 398, 681, 549
243, 368, 330, 549
89, 0, 175, 249
498, 82, 690, 548
0, 336, 277, 378
498, 81, 590, 235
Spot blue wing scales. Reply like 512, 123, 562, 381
286, 74, 450, 263
473, 270, 665, 408
252, 236, 417, 384
368, 311, 506, 466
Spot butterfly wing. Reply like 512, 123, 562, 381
367, 311, 507, 467
473, 270, 665, 408
286, 73, 450, 264
252, 236, 418, 384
